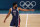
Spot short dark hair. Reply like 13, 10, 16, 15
13, 2, 17, 7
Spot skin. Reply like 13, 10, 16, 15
4, 4, 34, 23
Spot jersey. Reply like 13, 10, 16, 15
10, 7, 19, 26
11, 7, 19, 21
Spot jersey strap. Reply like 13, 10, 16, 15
17, 7, 18, 11
11, 8, 12, 12
11, 7, 19, 12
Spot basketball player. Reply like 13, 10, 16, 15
4, 2, 34, 27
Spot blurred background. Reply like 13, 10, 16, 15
0, 0, 40, 27
0, 0, 40, 14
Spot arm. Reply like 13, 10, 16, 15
4, 8, 11, 23
18, 7, 34, 11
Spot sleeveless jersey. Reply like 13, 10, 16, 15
10, 7, 20, 26
11, 7, 19, 20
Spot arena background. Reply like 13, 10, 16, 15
0, 0, 40, 27
0, 0, 40, 14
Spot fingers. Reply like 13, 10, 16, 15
3, 20, 6, 23
4, 20, 5, 23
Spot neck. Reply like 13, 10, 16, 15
13, 7, 15, 9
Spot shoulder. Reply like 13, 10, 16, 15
18, 7, 21, 8
9, 8, 12, 11
10, 8, 12, 10
18, 7, 21, 10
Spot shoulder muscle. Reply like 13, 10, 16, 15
9, 8, 12, 12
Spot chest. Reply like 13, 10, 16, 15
13, 10, 16, 13
12, 9, 18, 13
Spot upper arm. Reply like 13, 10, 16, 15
8, 8, 11, 14
9, 8, 11, 12
18, 7, 28, 11
18, 7, 33, 11
18, 7, 24, 11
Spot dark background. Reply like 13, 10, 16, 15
0, 0, 40, 10
0, 0, 40, 14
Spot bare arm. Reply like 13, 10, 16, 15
4, 8, 11, 23
18, 7, 34, 11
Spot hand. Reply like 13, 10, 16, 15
31, 9, 34, 11
4, 19, 6, 23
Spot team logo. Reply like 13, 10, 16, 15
20, 1, 36, 9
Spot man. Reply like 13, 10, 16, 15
4, 2, 34, 27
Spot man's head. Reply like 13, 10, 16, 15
13, 2, 17, 9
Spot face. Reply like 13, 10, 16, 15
14, 4, 17, 9
15, 4, 17, 7
13, 4, 17, 9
